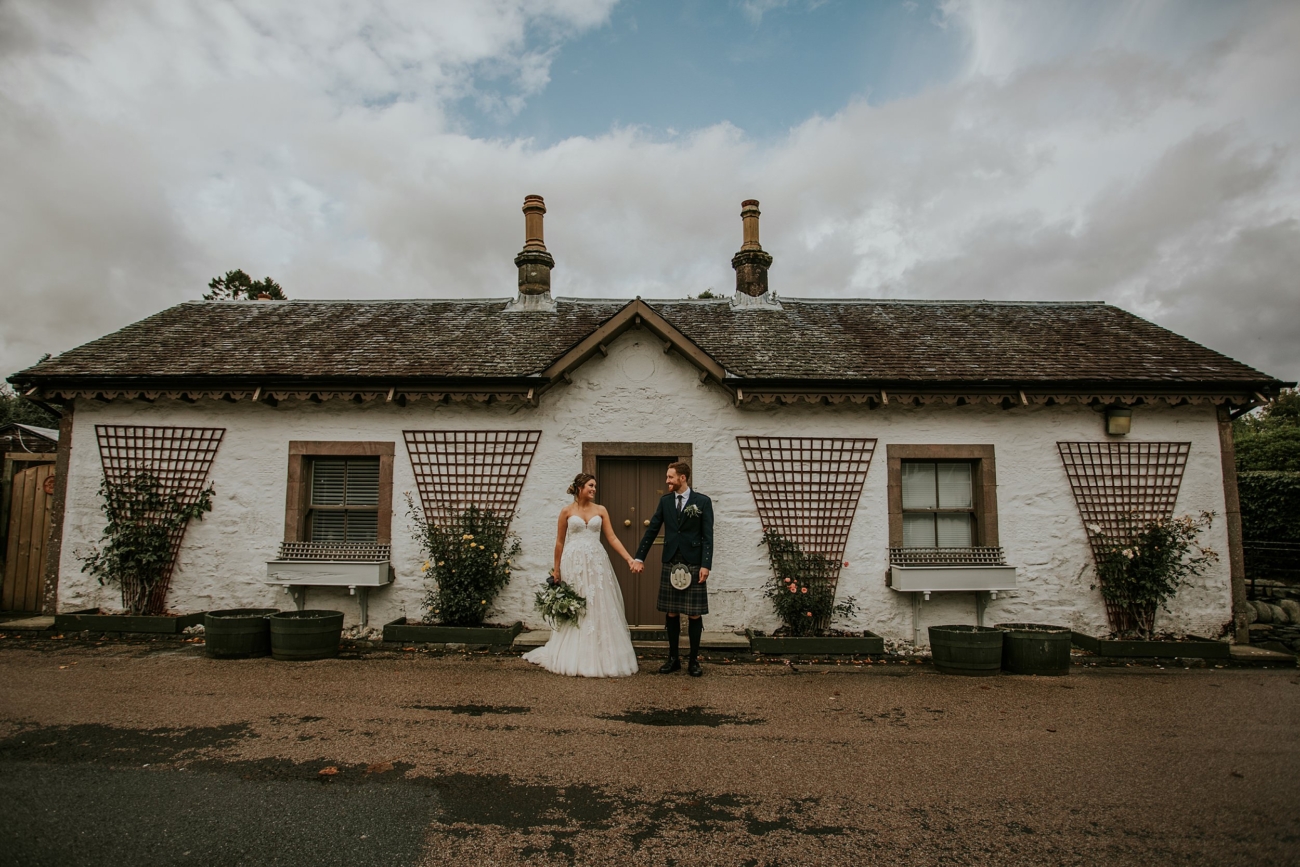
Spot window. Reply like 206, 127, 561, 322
307, 458, 380, 544
283, 441, 394, 546
887, 444, 999, 553
901, 461, 975, 548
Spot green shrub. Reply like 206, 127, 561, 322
1235, 388, 1300, 472
1238, 471, 1300, 542
760, 530, 856, 637
1090, 512, 1218, 639
80, 471, 214, 615
409, 498, 520, 627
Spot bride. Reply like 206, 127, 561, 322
523, 473, 639, 677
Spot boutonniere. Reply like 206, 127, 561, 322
681, 504, 702, 519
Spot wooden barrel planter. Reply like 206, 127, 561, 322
928, 625, 1003, 676
996, 623, 1072, 676
269, 610, 344, 661
204, 608, 279, 659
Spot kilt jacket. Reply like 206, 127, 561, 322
634, 490, 714, 569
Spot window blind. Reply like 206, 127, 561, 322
308, 458, 380, 544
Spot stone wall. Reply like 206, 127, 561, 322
54, 329, 1235, 642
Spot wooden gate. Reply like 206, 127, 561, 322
3, 461, 54, 612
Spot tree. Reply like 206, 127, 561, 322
1235, 389, 1300, 472
202, 269, 287, 301
0, 383, 58, 428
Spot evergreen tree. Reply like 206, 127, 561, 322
202, 269, 287, 301
0, 383, 58, 428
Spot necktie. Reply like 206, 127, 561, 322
676, 495, 684, 513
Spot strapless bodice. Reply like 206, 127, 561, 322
566, 513, 603, 540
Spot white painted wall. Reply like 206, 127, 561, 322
55, 329, 1235, 642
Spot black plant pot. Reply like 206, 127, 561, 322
929, 625, 1003, 676
205, 608, 279, 659
996, 623, 1072, 675
269, 610, 344, 661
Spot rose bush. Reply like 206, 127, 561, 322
1089, 511, 1218, 639
409, 498, 520, 626
760, 530, 856, 636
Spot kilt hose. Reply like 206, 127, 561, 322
655, 560, 709, 616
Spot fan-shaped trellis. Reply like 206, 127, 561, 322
1058, 441, 1192, 630
736, 436, 877, 583
94, 425, 225, 613
403, 430, 541, 525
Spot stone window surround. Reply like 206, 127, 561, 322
886, 444, 999, 548
284, 441, 395, 545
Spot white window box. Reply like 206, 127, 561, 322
265, 543, 394, 625
886, 547, 1018, 645
888, 564, 1018, 599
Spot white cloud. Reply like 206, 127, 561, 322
1, 0, 1297, 385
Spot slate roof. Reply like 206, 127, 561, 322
9, 297, 1284, 390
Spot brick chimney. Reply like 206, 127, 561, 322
731, 199, 778, 308
507, 194, 557, 312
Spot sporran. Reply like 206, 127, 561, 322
669, 563, 693, 591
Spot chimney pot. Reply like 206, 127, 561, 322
515, 194, 555, 297
732, 198, 773, 298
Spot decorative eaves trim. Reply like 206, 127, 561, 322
26, 387, 538, 406
734, 389, 1262, 408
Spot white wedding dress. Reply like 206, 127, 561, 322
523, 514, 638, 678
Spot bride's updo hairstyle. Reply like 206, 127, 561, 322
567, 473, 596, 499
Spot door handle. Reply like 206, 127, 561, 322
624, 519, 632, 527
643, 519, 650, 526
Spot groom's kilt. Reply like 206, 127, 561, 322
656, 561, 709, 615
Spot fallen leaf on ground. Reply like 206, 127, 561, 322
318, 766, 338, 776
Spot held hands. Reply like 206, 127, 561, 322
628, 559, 644, 573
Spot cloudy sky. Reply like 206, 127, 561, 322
2, 0, 1297, 383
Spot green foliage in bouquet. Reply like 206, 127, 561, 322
410, 498, 521, 627
535, 576, 587, 628
80, 471, 214, 615
1089, 511, 1219, 639
760, 529, 856, 637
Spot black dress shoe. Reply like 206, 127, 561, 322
658, 657, 681, 674
688, 659, 703, 677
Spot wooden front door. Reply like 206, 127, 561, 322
596, 456, 673, 626
2, 463, 54, 612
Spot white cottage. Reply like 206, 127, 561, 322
10, 198, 1289, 645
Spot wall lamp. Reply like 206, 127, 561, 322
1105, 406, 1132, 436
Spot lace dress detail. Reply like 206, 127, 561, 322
523, 514, 638, 678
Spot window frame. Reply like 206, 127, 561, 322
887, 444, 999, 549
284, 441, 394, 545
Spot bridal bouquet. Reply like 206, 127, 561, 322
534, 572, 587, 628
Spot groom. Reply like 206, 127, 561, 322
632, 461, 713, 677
